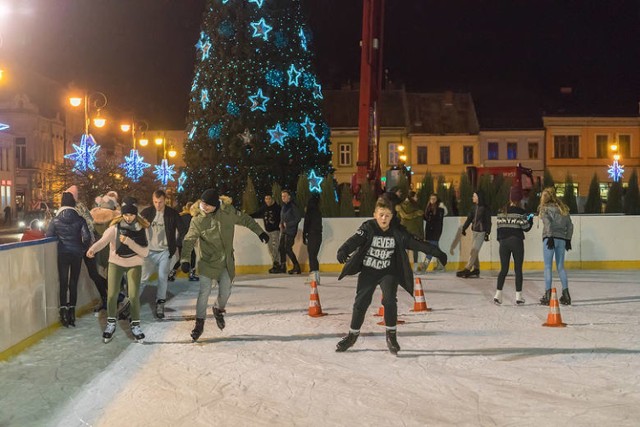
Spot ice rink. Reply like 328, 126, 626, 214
1, 269, 639, 426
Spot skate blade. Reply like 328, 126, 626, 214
493, 299, 502, 305
103, 337, 113, 344
135, 339, 145, 344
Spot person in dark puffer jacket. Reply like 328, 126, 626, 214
46, 191, 92, 327
457, 190, 492, 278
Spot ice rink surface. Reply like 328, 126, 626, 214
1, 269, 639, 427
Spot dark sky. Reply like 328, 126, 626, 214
6, 0, 640, 128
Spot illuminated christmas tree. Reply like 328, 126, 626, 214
183, 0, 333, 204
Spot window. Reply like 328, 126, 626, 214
15, 137, 26, 168
596, 135, 608, 158
440, 146, 450, 165
555, 183, 579, 198
416, 146, 427, 165
488, 142, 498, 160
388, 143, 399, 166
618, 134, 631, 159
463, 146, 473, 164
553, 135, 579, 159
507, 142, 518, 160
528, 142, 539, 159
338, 143, 352, 166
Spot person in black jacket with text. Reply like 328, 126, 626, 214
335, 198, 447, 355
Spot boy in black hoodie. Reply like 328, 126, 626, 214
335, 198, 448, 355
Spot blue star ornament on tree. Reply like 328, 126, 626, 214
195, 32, 212, 61
308, 169, 324, 193
268, 123, 288, 147
121, 149, 150, 182
249, 89, 270, 112
287, 64, 302, 86
312, 81, 323, 99
250, 18, 273, 41
65, 133, 100, 172
154, 159, 177, 186
248, 0, 264, 8
177, 171, 188, 193
301, 116, 316, 137
201, 88, 210, 110
315, 135, 328, 154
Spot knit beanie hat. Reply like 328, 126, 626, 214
65, 185, 78, 202
509, 186, 523, 202
61, 192, 76, 207
201, 189, 220, 209
121, 200, 138, 215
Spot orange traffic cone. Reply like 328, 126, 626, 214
410, 277, 431, 312
373, 295, 384, 317
542, 288, 566, 327
308, 280, 327, 317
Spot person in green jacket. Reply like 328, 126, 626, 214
180, 188, 270, 342
396, 191, 424, 273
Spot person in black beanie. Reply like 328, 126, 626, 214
46, 191, 92, 327
180, 188, 269, 341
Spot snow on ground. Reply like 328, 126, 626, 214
1, 270, 639, 426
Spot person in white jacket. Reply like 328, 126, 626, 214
87, 200, 149, 343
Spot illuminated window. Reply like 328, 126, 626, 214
463, 146, 473, 164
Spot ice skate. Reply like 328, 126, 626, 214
168, 269, 177, 282
540, 289, 551, 306
59, 306, 69, 328
493, 290, 503, 305
155, 299, 166, 319
288, 263, 301, 275
560, 289, 571, 305
103, 318, 116, 343
385, 330, 400, 355
212, 306, 226, 330
188, 268, 200, 281
191, 318, 205, 342
515, 292, 525, 305
335, 332, 359, 352
130, 321, 145, 343
68, 306, 76, 327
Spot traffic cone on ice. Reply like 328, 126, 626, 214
375, 293, 405, 326
542, 288, 566, 327
373, 295, 385, 317
410, 277, 431, 312
308, 280, 327, 317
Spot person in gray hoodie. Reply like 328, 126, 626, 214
538, 187, 574, 306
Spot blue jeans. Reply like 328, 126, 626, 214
425, 240, 440, 261
543, 238, 568, 291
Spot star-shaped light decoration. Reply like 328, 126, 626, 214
250, 18, 273, 41
120, 149, 151, 182
154, 159, 177, 186
188, 124, 197, 140
248, 0, 264, 8
608, 160, 625, 182
200, 88, 210, 110
299, 28, 308, 51
248, 88, 270, 112
312, 81, 323, 99
0, 122, 10, 131
195, 32, 212, 61
177, 171, 187, 193
301, 116, 316, 137
315, 135, 328, 154
238, 128, 253, 145
268, 123, 288, 147
308, 169, 324, 193
65, 133, 101, 172
287, 64, 302, 86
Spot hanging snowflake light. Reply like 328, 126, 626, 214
154, 159, 177, 186
65, 133, 100, 172
121, 149, 151, 182
177, 171, 187, 193
608, 160, 625, 182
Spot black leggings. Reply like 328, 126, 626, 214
307, 234, 321, 271
350, 272, 398, 330
279, 233, 298, 266
496, 236, 524, 291
58, 253, 82, 306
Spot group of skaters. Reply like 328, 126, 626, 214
38, 180, 572, 355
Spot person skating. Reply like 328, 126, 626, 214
180, 189, 269, 341
396, 191, 424, 273
168, 202, 198, 282
303, 194, 322, 284
277, 189, 302, 274
335, 198, 448, 355
456, 191, 491, 278
423, 193, 446, 272
493, 187, 533, 305
87, 199, 149, 343
538, 187, 574, 306
251, 194, 282, 274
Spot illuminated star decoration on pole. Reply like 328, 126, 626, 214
308, 169, 324, 193
608, 160, 625, 182
177, 171, 187, 193
154, 159, 177, 186
121, 149, 150, 182
65, 134, 100, 172
250, 18, 273, 41
268, 123, 288, 147
249, 88, 270, 112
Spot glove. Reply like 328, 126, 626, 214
438, 252, 448, 267
303, 233, 308, 245
337, 249, 349, 264
461, 229, 467, 236
180, 262, 191, 273
259, 232, 269, 244
546, 237, 555, 250
565, 240, 572, 251
484, 233, 490, 242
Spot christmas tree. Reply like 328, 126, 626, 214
183, 0, 333, 205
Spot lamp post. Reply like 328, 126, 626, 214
119, 119, 151, 182
69, 92, 108, 135
608, 141, 624, 182
65, 92, 108, 172
152, 135, 177, 187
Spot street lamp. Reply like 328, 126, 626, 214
152, 134, 177, 186
68, 91, 108, 134
608, 141, 625, 182
65, 91, 108, 171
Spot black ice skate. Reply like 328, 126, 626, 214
191, 318, 205, 342
155, 299, 166, 319
212, 306, 225, 330
168, 269, 177, 282
540, 289, 551, 306
130, 321, 145, 343
335, 332, 359, 352
386, 330, 400, 355
103, 318, 116, 343
189, 268, 200, 281
560, 289, 571, 306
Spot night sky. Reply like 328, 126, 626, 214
5, 0, 640, 128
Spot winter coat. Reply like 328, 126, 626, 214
280, 201, 301, 236
496, 206, 533, 241
424, 204, 445, 241
303, 197, 322, 238
541, 204, 573, 241
462, 204, 492, 234
140, 205, 184, 258
251, 203, 281, 232
88, 216, 149, 268
181, 202, 265, 281
46, 207, 92, 257
337, 219, 447, 296
396, 199, 423, 238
